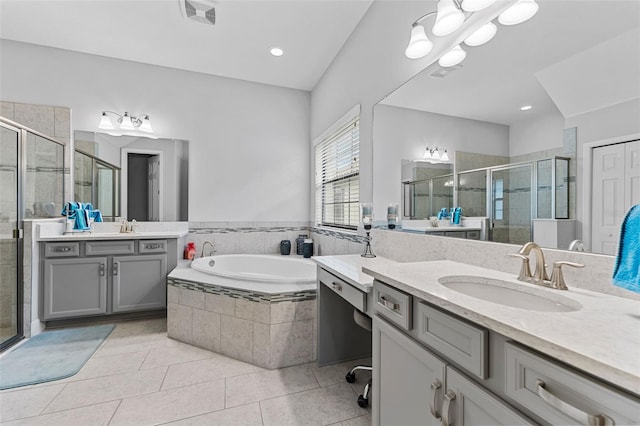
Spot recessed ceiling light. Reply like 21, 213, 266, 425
520, 105, 533, 111
270, 47, 284, 57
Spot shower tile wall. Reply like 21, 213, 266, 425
187, 222, 364, 257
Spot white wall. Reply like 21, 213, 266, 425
509, 107, 565, 157
373, 104, 509, 219
0, 40, 311, 222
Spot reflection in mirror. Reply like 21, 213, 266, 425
74, 149, 120, 221
74, 131, 188, 221
401, 160, 453, 219
373, 1, 640, 254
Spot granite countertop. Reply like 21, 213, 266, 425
312, 254, 398, 292
36, 221, 189, 241
362, 259, 640, 396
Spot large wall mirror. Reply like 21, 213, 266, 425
373, 1, 639, 254
74, 131, 189, 222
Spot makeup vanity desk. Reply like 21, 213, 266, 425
312, 255, 397, 366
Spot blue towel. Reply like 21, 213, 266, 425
613, 204, 640, 293
61, 202, 104, 230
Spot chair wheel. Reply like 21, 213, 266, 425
345, 372, 356, 383
357, 395, 369, 408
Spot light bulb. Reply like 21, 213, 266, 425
120, 112, 135, 130
432, 0, 465, 36
432, 148, 441, 160
461, 0, 496, 12
424, 147, 433, 159
498, 0, 539, 26
440, 150, 449, 162
438, 45, 466, 67
98, 112, 114, 130
405, 25, 433, 59
138, 115, 153, 133
464, 22, 497, 46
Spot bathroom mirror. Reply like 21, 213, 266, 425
401, 160, 453, 219
372, 1, 640, 254
74, 131, 189, 221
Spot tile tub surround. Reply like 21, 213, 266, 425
187, 222, 365, 257
167, 278, 317, 370
371, 228, 640, 301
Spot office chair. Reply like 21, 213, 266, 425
345, 308, 372, 408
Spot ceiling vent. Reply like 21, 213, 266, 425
429, 64, 463, 78
181, 0, 216, 26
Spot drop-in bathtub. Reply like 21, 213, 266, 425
167, 254, 318, 369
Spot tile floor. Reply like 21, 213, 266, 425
0, 318, 372, 426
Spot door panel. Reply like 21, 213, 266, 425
490, 165, 532, 245
0, 124, 21, 350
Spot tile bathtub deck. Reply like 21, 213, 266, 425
0, 318, 371, 426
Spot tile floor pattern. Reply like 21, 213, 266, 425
0, 318, 372, 426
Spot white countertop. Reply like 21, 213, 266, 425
38, 231, 188, 241
312, 254, 398, 293
361, 259, 640, 396
402, 226, 481, 233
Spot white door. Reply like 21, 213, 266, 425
592, 140, 640, 255
147, 155, 160, 221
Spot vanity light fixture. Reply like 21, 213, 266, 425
405, 0, 539, 63
98, 111, 153, 133
424, 146, 450, 162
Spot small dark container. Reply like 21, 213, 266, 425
302, 240, 314, 258
296, 234, 307, 255
280, 240, 291, 255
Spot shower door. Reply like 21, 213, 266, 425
490, 164, 533, 245
0, 122, 23, 350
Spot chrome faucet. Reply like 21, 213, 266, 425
200, 240, 215, 258
510, 242, 584, 290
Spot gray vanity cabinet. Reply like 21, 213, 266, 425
43, 257, 108, 320
373, 315, 531, 426
373, 315, 444, 426
112, 254, 167, 312
42, 240, 171, 320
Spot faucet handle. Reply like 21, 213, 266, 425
508, 253, 532, 282
550, 261, 585, 290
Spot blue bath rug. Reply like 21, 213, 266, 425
0, 324, 115, 390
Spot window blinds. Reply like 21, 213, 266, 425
314, 116, 360, 229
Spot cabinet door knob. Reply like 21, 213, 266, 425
113, 263, 119, 276
99, 264, 105, 276
442, 390, 456, 426
331, 282, 342, 292
536, 380, 613, 426
429, 380, 442, 419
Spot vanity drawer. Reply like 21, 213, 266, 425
44, 242, 80, 257
373, 280, 412, 330
465, 230, 481, 240
505, 342, 640, 425
86, 240, 135, 256
318, 268, 366, 312
416, 302, 488, 379
139, 239, 167, 254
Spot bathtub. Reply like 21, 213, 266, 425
182, 254, 317, 294
167, 254, 318, 369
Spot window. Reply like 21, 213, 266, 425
315, 115, 360, 230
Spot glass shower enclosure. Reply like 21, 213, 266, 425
0, 118, 65, 351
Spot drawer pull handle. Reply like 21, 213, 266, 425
379, 296, 400, 312
441, 390, 456, 426
429, 380, 442, 419
331, 282, 342, 292
99, 264, 105, 276
536, 380, 613, 426
53, 247, 72, 252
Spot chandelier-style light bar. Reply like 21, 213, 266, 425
405, 0, 539, 66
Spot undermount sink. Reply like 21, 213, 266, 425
438, 276, 582, 312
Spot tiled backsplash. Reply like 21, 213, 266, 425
186, 222, 364, 257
